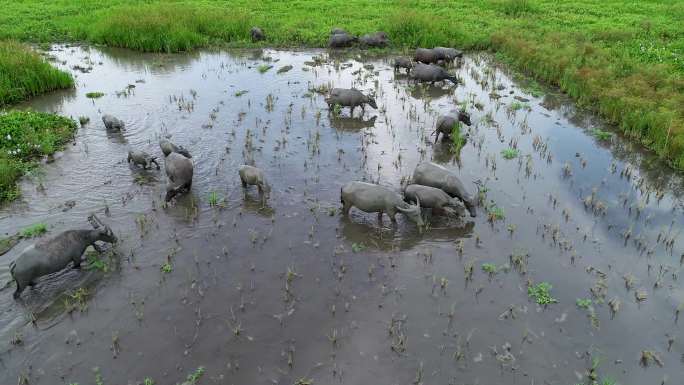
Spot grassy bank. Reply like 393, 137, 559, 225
0, 111, 77, 202
0, 0, 682, 168
0, 40, 74, 106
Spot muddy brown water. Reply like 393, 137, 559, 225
1, 45, 683, 385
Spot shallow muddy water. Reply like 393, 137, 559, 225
1, 45, 683, 385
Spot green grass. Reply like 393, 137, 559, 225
576, 298, 593, 309
488, 205, 505, 221
501, 148, 520, 159
257, 64, 273, 73
528, 282, 558, 305
481, 263, 498, 274
449, 122, 466, 154
0, 110, 77, 203
161, 261, 173, 273
591, 128, 613, 141
20, 222, 47, 237
0, 1, 682, 168
0, 40, 73, 106
85, 91, 105, 99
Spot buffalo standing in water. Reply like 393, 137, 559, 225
412, 162, 477, 217
10, 215, 116, 299
325, 88, 377, 116
164, 152, 193, 202
341, 181, 424, 232
434, 110, 472, 143
411, 63, 459, 85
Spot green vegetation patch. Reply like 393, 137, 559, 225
20, 222, 47, 237
528, 282, 557, 305
0, 40, 73, 106
0, 110, 77, 203
85, 91, 105, 98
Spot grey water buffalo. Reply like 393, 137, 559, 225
341, 181, 424, 231
412, 162, 477, 217
393, 57, 414, 73
414, 48, 440, 64
102, 114, 125, 131
329, 33, 357, 48
250, 27, 265, 41
127, 150, 160, 170
239, 165, 271, 198
326, 88, 377, 116
164, 152, 193, 202
159, 139, 192, 158
360, 31, 389, 47
404, 184, 467, 216
10, 215, 116, 299
411, 63, 459, 85
434, 110, 472, 143
433, 47, 463, 62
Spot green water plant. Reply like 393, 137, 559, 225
528, 282, 557, 305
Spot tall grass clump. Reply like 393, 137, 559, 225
499, 0, 535, 17
0, 111, 77, 203
88, 3, 251, 52
382, 10, 446, 48
0, 40, 73, 105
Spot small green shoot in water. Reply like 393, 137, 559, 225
234, 90, 248, 97
208, 191, 221, 207
576, 298, 593, 309
528, 282, 557, 305
332, 103, 342, 116
160, 261, 172, 273
21, 222, 47, 238
257, 64, 272, 73
501, 148, 519, 159
482, 263, 498, 275
143, 378, 155, 385
183, 366, 205, 385
78, 116, 90, 125
509, 101, 528, 111
85, 92, 105, 99
591, 128, 612, 141
488, 206, 505, 221
352, 242, 366, 253
86, 253, 109, 272
450, 122, 465, 154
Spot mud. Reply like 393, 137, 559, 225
0, 45, 682, 385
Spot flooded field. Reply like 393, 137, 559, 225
1, 45, 683, 385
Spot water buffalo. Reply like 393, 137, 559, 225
239, 165, 271, 198
325, 88, 377, 116
412, 162, 477, 217
410, 63, 459, 85
434, 110, 472, 143
10, 215, 116, 299
251, 27, 265, 42
102, 114, 125, 131
329, 33, 357, 48
393, 57, 414, 73
414, 48, 440, 64
159, 139, 192, 158
164, 152, 193, 202
433, 47, 463, 62
360, 32, 389, 47
127, 150, 160, 170
404, 184, 466, 216
341, 181, 424, 232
